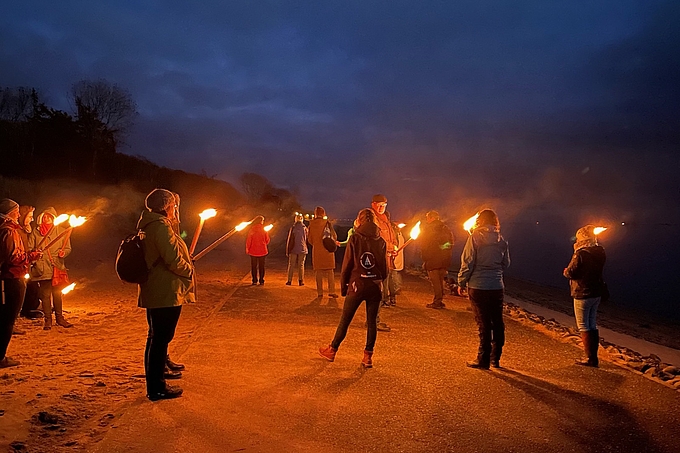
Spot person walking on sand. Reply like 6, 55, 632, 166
138, 189, 195, 401
319, 208, 387, 368
420, 210, 454, 309
458, 209, 510, 369
0, 199, 41, 368
563, 225, 607, 368
28, 207, 73, 330
285, 213, 308, 286
246, 216, 270, 286
307, 206, 339, 298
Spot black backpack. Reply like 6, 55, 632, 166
115, 230, 149, 284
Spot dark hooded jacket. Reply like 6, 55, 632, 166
563, 245, 606, 299
458, 225, 510, 290
286, 221, 308, 255
419, 219, 454, 271
340, 222, 387, 296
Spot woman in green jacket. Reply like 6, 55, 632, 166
137, 189, 195, 401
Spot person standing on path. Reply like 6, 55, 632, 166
307, 206, 339, 298
28, 207, 73, 330
0, 199, 40, 368
246, 216, 271, 286
563, 225, 607, 368
420, 210, 454, 309
369, 194, 396, 331
458, 209, 510, 369
319, 208, 387, 368
285, 213, 308, 286
137, 189, 195, 401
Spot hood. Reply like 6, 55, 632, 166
136, 210, 167, 230
36, 207, 58, 225
356, 221, 381, 239
472, 225, 502, 245
19, 206, 35, 231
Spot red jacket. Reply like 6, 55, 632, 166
246, 224, 270, 257
0, 220, 30, 279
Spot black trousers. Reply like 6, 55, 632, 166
37, 280, 66, 318
250, 256, 266, 283
331, 279, 381, 352
145, 306, 182, 393
20, 281, 41, 315
469, 288, 505, 364
0, 279, 26, 360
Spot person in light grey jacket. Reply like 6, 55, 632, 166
458, 209, 510, 369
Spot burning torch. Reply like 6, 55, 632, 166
463, 213, 479, 234
193, 218, 255, 261
35, 213, 70, 250
396, 221, 421, 253
41, 215, 87, 251
189, 209, 217, 255
61, 282, 76, 295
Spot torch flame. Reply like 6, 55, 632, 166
61, 282, 76, 295
264, 224, 274, 232
235, 221, 252, 232
68, 215, 87, 227
24, 273, 30, 280
464, 213, 479, 233
409, 221, 421, 240
54, 214, 70, 225
593, 227, 607, 235
397, 223, 406, 229
199, 209, 217, 220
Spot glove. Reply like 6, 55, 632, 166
28, 251, 43, 262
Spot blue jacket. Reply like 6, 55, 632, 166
286, 221, 308, 255
458, 225, 510, 290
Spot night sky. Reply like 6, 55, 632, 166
2, 1, 679, 220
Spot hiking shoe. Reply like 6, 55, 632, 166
377, 322, 391, 332
380, 300, 391, 308
0, 357, 20, 368
164, 366, 182, 379
466, 360, 490, 369
318, 345, 337, 362
426, 302, 445, 309
361, 350, 373, 368
285, 281, 292, 286
56, 316, 73, 328
166, 355, 185, 371
147, 384, 183, 401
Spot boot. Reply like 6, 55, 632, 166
361, 350, 373, 368
164, 366, 182, 379
576, 330, 598, 367
147, 384, 183, 401
466, 359, 490, 369
318, 345, 337, 362
55, 315, 73, 328
43, 315, 53, 331
589, 329, 600, 367
166, 355, 185, 371
0, 357, 20, 368
490, 344, 503, 368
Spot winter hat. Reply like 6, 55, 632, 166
372, 194, 388, 204
145, 189, 175, 213
575, 225, 596, 243
0, 198, 19, 216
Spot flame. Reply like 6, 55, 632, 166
235, 221, 252, 232
24, 273, 30, 280
61, 282, 76, 295
409, 221, 421, 240
593, 227, 607, 235
264, 224, 274, 232
54, 214, 70, 225
199, 209, 217, 220
464, 213, 479, 233
68, 215, 87, 227
397, 223, 406, 229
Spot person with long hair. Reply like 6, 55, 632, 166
458, 209, 510, 369
563, 225, 606, 367
319, 208, 387, 368
246, 216, 270, 285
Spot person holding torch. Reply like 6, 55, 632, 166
246, 216, 271, 286
458, 209, 510, 369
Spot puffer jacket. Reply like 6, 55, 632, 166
340, 222, 387, 296
246, 223, 271, 257
286, 221, 308, 255
136, 210, 195, 309
563, 245, 606, 299
420, 219, 454, 271
0, 219, 30, 279
308, 218, 337, 270
458, 225, 510, 290
27, 208, 71, 281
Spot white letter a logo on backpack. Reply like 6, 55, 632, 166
360, 252, 376, 270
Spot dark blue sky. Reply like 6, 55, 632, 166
2, 1, 678, 220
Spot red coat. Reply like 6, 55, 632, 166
246, 224, 270, 257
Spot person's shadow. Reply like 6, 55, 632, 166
490, 368, 668, 453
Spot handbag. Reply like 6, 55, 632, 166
322, 221, 338, 253
47, 250, 70, 287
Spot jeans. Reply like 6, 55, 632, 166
286, 254, 306, 282
315, 269, 336, 296
0, 279, 26, 360
250, 256, 266, 283
37, 280, 66, 318
427, 268, 447, 304
469, 288, 505, 364
381, 269, 400, 302
331, 279, 381, 351
573, 297, 600, 332
145, 306, 182, 393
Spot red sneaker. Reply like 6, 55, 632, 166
361, 350, 373, 368
318, 345, 337, 362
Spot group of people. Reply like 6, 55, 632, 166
0, 199, 76, 369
